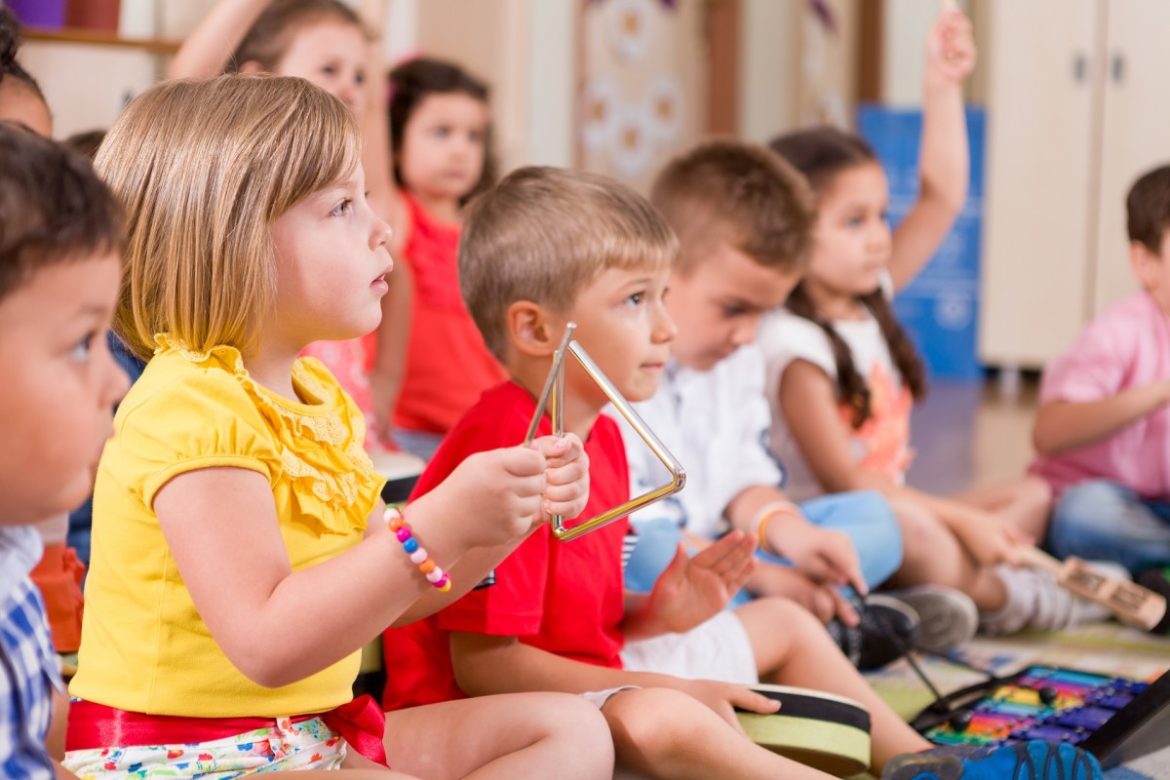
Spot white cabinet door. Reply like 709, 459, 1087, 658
1090, 0, 1170, 315
978, 0, 1099, 367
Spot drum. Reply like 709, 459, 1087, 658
736, 684, 871, 777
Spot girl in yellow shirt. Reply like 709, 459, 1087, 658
63, 75, 611, 780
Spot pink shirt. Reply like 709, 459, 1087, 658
1029, 291, 1170, 500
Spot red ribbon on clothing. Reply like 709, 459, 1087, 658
66, 695, 388, 767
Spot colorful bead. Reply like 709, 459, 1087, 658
386, 510, 453, 591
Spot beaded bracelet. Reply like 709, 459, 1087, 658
386, 507, 452, 592
754, 500, 802, 556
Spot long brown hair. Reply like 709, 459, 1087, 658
389, 57, 496, 205
769, 126, 926, 428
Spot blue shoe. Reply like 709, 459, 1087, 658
881, 740, 1102, 780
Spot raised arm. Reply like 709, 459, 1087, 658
888, 0, 975, 291
167, 0, 269, 80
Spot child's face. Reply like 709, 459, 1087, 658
807, 162, 892, 298
565, 265, 676, 406
0, 253, 127, 526
0, 82, 52, 137
666, 243, 800, 371
398, 92, 489, 204
1132, 229, 1170, 314
269, 164, 393, 348
272, 21, 368, 119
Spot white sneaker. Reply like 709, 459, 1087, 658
979, 561, 1131, 636
886, 584, 979, 653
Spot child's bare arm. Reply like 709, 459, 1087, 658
888, 1, 975, 291
152, 439, 573, 688
167, 0, 268, 80
449, 633, 778, 727
1033, 381, 1170, 455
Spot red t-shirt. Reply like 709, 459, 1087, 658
382, 381, 630, 710
369, 193, 506, 435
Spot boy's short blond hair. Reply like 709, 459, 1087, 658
96, 75, 360, 361
650, 139, 814, 275
460, 166, 677, 360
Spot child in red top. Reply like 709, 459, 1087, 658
385, 381, 631, 706
383, 166, 1100, 779
366, 58, 506, 460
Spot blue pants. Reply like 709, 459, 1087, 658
625, 490, 903, 596
1047, 479, 1170, 574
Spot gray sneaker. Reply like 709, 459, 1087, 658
980, 561, 1130, 636
885, 584, 979, 654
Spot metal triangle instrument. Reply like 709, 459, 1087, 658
526, 322, 686, 541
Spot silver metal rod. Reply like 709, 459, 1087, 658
551, 340, 686, 542
524, 322, 576, 444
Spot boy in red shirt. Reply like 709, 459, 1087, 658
383, 166, 1101, 780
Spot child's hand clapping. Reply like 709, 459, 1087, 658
642, 530, 758, 636
926, 0, 976, 85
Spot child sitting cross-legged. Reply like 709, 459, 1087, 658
381, 166, 1103, 780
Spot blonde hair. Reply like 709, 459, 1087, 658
96, 75, 360, 361
460, 166, 677, 361
651, 139, 814, 275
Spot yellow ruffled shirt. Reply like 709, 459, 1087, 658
70, 336, 384, 718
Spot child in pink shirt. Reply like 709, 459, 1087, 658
1032, 164, 1170, 592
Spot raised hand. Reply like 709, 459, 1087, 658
927, 0, 977, 85
642, 530, 758, 635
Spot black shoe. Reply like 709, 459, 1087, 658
828, 594, 919, 671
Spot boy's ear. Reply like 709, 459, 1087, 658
505, 300, 561, 357
238, 60, 265, 75
1130, 240, 1159, 291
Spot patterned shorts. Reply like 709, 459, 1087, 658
63, 716, 347, 779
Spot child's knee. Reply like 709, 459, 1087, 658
893, 501, 952, 556
604, 687, 708, 759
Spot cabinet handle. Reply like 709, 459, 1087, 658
1111, 52, 1126, 83
1072, 53, 1088, 83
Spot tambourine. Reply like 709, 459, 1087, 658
736, 685, 872, 777
525, 323, 686, 542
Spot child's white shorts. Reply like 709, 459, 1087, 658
619, 610, 758, 684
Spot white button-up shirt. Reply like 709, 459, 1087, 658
612, 344, 784, 539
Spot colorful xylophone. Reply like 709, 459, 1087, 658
912, 664, 1170, 769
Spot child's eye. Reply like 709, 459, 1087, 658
846, 216, 865, 229
433, 126, 451, 139
321, 65, 337, 76
625, 291, 646, 307
69, 332, 96, 363
721, 305, 745, 318
354, 70, 366, 86
330, 198, 353, 217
